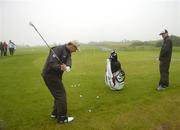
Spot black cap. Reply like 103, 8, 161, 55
159, 29, 168, 35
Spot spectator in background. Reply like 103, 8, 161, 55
0, 41, 3, 56
3, 41, 8, 56
8, 40, 16, 55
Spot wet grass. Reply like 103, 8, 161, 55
0, 45, 180, 130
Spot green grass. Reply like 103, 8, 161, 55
0, 45, 180, 130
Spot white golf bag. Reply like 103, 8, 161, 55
105, 59, 125, 90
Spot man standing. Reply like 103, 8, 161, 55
3, 41, 8, 56
157, 29, 173, 91
41, 41, 80, 124
0, 41, 3, 56
8, 40, 16, 55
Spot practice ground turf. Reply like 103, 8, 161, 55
0, 45, 180, 130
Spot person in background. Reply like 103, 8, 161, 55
3, 41, 8, 56
0, 41, 3, 56
157, 29, 173, 91
8, 40, 16, 55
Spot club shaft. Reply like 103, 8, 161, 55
30, 23, 62, 64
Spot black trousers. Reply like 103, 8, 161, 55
4, 48, 7, 56
0, 49, 3, 56
159, 61, 170, 87
9, 48, 14, 55
42, 74, 67, 118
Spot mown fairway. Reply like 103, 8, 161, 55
0, 45, 180, 130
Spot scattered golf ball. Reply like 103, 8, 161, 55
88, 109, 92, 112
74, 85, 76, 87
80, 95, 82, 97
96, 96, 100, 99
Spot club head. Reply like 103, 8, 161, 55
29, 21, 34, 27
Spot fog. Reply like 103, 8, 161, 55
0, 0, 179, 46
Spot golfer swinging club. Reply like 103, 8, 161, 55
41, 40, 80, 124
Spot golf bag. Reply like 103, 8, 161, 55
105, 50, 125, 90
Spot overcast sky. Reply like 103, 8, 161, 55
0, 0, 179, 46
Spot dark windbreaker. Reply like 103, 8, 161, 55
159, 36, 173, 62
42, 45, 72, 79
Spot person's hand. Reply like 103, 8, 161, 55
60, 64, 67, 71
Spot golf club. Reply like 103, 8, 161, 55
29, 22, 62, 64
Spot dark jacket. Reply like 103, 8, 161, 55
159, 36, 172, 62
42, 45, 72, 79
0, 42, 3, 50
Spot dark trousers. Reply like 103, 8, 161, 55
4, 48, 7, 56
42, 74, 67, 118
0, 49, 3, 56
159, 61, 170, 87
9, 48, 14, 55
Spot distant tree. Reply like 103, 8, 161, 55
155, 40, 163, 47
130, 40, 154, 47
155, 35, 180, 47
130, 41, 144, 46
170, 35, 180, 46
